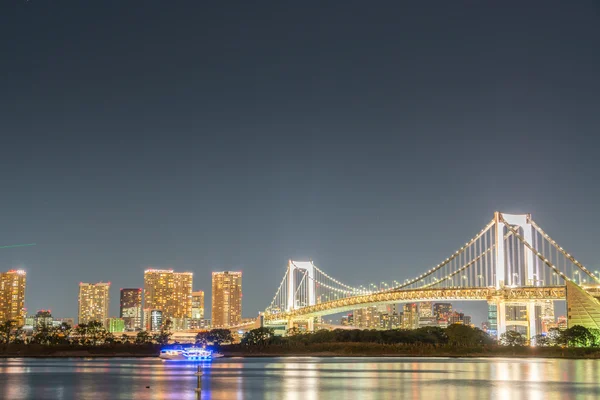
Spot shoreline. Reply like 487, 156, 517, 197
3, 342, 600, 360
1, 351, 599, 360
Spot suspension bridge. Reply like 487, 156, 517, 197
262, 212, 600, 338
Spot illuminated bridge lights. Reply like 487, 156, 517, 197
264, 286, 567, 323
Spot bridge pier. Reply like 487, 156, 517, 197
496, 299, 506, 338
527, 302, 537, 341
495, 300, 539, 343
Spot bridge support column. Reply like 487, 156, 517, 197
523, 223, 536, 286
287, 261, 295, 312
286, 319, 294, 332
307, 318, 314, 332
494, 212, 506, 289
496, 299, 506, 338
527, 301, 537, 342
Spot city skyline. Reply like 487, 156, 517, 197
0, 254, 573, 327
0, 264, 569, 336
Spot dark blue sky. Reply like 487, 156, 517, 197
1, 1, 599, 324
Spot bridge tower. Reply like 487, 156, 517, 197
286, 260, 317, 331
493, 212, 537, 339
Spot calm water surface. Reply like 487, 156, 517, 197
0, 357, 599, 400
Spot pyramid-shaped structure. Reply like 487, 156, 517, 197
566, 280, 600, 329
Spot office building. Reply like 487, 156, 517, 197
120, 288, 142, 331
354, 307, 380, 328
143, 269, 193, 331
487, 303, 498, 336
433, 303, 452, 324
402, 303, 419, 329
34, 310, 53, 330
189, 318, 212, 330
505, 304, 528, 321
150, 310, 163, 332
504, 303, 528, 335
419, 302, 433, 318
211, 271, 242, 327
448, 311, 465, 325
380, 312, 402, 329
0, 269, 27, 326
341, 313, 353, 326
192, 291, 205, 319
540, 300, 555, 334
188, 290, 205, 330
193, 319, 211, 330
108, 318, 125, 333
54, 317, 75, 328
78, 282, 110, 327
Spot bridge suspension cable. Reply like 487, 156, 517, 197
499, 214, 598, 286
267, 268, 289, 313
312, 265, 362, 293
529, 219, 599, 283
391, 219, 496, 290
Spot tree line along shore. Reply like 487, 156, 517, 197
2, 319, 600, 358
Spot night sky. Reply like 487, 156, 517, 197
1, 1, 599, 325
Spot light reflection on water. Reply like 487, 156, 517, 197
0, 357, 599, 400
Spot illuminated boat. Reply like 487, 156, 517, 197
159, 346, 223, 361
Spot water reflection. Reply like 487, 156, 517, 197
1, 357, 600, 399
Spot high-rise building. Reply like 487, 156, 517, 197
380, 312, 402, 329
143, 269, 193, 331
78, 282, 110, 327
354, 307, 380, 328
188, 290, 205, 330
540, 300, 555, 334
402, 303, 418, 329
192, 291, 205, 319
505, 304, 528, 321
417, 302, 435, 327
433, 303, 452, 324
0, 269, 27, 326
211, 271, 242, 327
120, 288, 142, 331
487, 303, 498, 336
419, 302, 433, 318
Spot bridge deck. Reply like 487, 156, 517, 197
265, 286, 566, 323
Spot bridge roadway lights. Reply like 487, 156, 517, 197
264, 286, 567, 325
